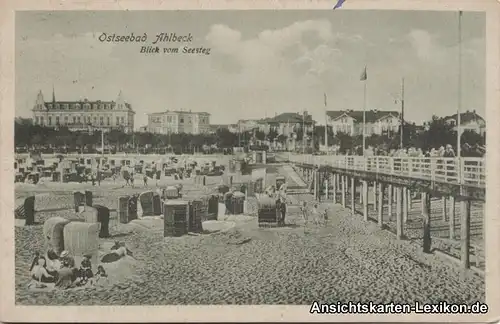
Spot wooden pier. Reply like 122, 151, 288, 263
280, 153, 486, 272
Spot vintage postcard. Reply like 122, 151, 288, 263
1, 0, 499, 322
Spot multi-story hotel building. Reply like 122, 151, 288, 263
32, 89, 135, 133
147, 110, 211, 134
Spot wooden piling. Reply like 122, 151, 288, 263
387, 184, 393, 221
442, 197, 447, 222
332, 174, 337, 204
461, 199, 471, 269
314, 170, 319, 200
449, 196, 455, 239
372, 181, 378, 212
403, 187, 408, 223
325, 176, 329, 200
362, 180, 368, 221
407, 188, 412, 210
422, 192, 432, 253
341, 176, 346, 208
396, 187, 403, 239
350, 177, 355, 216
377, 182, 384, 228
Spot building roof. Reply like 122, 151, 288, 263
327, 110, 400, 123
258, 112, 314, 124
443, 111, 484, 124
148, 110, 210, 116
210, 124, 230, 130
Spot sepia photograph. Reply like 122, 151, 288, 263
2, 0, 499, 322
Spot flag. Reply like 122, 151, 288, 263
324, 93, 327, 107
360, 66, 367, 81
333, 0, 346, 10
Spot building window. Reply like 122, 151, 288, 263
99, 104, 104, 109
64, 116, 68, 124
121, 117, 124, 124
94, 116, 97, 124
100, 117, 104, 125
91, 104, 96, 110
107, 117, 110, 126
35, 116, 39, 124
77, 116, 81, 123
116, 117, 120, 125
106, 104, 110, 110
55, 116, 60, 125
180, 118, 184, 123
55, 104, 60, 109
40, 116, 44, 125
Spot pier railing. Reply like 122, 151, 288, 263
284, 153, 485, 188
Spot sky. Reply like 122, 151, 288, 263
15, 10, 485, 128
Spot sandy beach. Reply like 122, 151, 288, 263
14, 164, 484, 305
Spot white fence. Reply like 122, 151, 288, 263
283, 153, 485, 187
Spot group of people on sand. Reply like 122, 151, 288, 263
28, 250, 107, 289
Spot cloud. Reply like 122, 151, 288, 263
205, 20, 359, 90
18, 32, 116, 61
407, 29, 445, 62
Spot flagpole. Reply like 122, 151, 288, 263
400, 77, 405, 149
362, 77, 367, 156
457, 10, 462, 158
302, 110, 305, 155
324, 92, 328, 153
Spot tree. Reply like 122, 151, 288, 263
267, 128, 279, 142
417, 115, 457, 151
255, 130, 266, 141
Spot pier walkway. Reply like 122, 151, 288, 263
276, 153, 486, 273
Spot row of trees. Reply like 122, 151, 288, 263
309, 117, 485, 156
14, 116, 485, 156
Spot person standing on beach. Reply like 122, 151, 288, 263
143, 174, 148, 187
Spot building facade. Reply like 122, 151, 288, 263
257, 112, 315, 136
147, 110, 211, 135
443, 110, 485, 135
32, 89, 135, 133
327, 110, 401, 136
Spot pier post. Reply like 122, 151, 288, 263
449, 196, 455, 239
362, 180, 368, 221
393, 187, 397, 203
387, 184, 393, 221
403, 187, 408, 223
460, 199, 471, 269
422, 192, 432, 253
336, 174, 340, 194
341, 176, 346, 208
332, 174, 337, 204
314, 170, 319, 201
350, 177, 355, 216
396, 187, 403, 239
325, 175, 329, 200
407, 188, 412, 210
377, 182, 384, 228
359, 181, 363, 204
442, 197, 447, 222
372, 181, 378, 212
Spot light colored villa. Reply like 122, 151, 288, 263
326, 109, 401, 136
